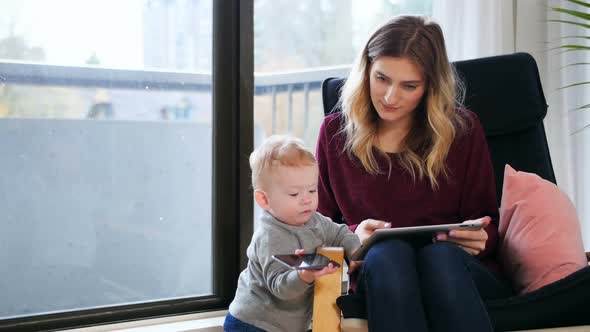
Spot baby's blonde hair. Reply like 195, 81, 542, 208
249, 135, 316, 190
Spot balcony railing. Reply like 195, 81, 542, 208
254, 66, 350, 133
0, 61, 350, 132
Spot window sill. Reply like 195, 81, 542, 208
63, 310, 226, 332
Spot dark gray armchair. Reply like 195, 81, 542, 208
315, 53, 590, 331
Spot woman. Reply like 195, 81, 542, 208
316, 15, 512, 332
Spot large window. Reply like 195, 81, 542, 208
0, 0, 247, 330
252, 0, 432, 223
253, 0, 433, 149
0, 0, 436, 329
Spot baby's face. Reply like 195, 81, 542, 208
265, 164, 319, 226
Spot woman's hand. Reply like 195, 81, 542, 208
294, 249, 339, 284
347, 248, 363, 275
348, 260, 363, 275
434, 216, 491, 255
355, 219, 391, 243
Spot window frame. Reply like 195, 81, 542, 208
0, 0, 253, 331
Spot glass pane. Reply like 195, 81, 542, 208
0, 0, 212, 71
253, 0, 432, 224
255, 0, 433, 72
0, 0, 213, 320
254, 0, 433, 146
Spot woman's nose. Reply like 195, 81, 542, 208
384, 85, 399, 104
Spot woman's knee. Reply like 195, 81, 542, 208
362, 239, 421, 296
364, 239, 414, 272
417, 242, 468, 275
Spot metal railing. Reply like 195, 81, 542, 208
0, 61, 350, 132
254, 66, 349, 133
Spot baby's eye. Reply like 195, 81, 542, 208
309, 189, 317, 193
288, 193, 298, 197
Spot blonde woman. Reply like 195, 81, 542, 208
316, 16, 512, 332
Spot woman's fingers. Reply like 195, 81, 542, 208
364, 219, 391, 231
356, 219, 391, 243
457, 244, 480, 256
446, 237, 487, 252
447, 228, 488, 241
435, 217, 491, 255
348, 260, 363, 274
434, 229, 486, 242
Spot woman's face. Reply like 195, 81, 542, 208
368, 56, 426, 130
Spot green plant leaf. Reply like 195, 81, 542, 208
565, 0, 590, 9
551, 7, 590, 21
546, 36, 590, 47
550, 0, 590, 120
561, 62, 590, 69
550, 45, 590, 51
559, 81, 590, 89
572, 123, 590, 135
556, 35, 590, 41
568, 104, 590, 112
548, 19, 590, 30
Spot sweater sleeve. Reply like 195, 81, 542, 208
255, 229, 312, 300
459, 113, 499, 259
316, 117, 352, 230
318, 214, 361, 259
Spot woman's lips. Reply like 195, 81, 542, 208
381, 103, 400, 112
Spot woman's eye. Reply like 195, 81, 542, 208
404, 84, 417, 90
375, 75, 386, 81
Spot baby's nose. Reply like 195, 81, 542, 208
301, 194, 312, 204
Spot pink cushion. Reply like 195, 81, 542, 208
498, 165, 587, 294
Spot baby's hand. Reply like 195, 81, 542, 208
295, 249, 339, 284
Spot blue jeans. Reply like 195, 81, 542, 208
223, 313, 266, 332
357, 239, 512, 332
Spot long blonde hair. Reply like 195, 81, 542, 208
340, 15, 465, 189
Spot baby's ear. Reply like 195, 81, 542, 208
254, 189, 270, 210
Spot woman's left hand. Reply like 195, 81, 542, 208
434, 216, 491, 256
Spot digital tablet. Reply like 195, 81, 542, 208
272, 253, 341, 270
351, 220, 485, 261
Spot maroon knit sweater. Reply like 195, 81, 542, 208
316, 111, 500, 272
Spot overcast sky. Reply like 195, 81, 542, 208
0, 0, 405, 70
0, 0, 144, 68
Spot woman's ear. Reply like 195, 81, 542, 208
254, 189, 270, 210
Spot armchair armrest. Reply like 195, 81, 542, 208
312, 247, 344, 332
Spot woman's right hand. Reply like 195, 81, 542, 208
355, 219, 391, 243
